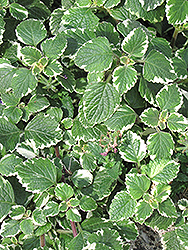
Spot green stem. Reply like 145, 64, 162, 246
171, 28, 179, 50
40, 234, 45, 248
136, 162, 141, 173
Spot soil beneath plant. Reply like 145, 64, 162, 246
130, 223, 163, 250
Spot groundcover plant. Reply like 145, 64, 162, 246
0, 0, 188, 249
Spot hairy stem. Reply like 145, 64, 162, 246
40, 234, 45, 248
70, 220, 77, 237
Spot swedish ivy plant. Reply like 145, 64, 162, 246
0, 0, 188, 249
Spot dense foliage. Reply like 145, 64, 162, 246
0, 0, 188, 249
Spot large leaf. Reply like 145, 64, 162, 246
140, 108, 160, 127
167, 113, 188, 132
49, 8, 64, 35
135, 200, 153, 223
104, 105, 136, 132
109, 191, 136, 221
0, 118, 20, 151
11, 68, 37, 99
83, 82, 120, 125
147, 131, 174, 159
62, 7, 99, 30
20, 46, 42, 66
0, 154, 22, 176
15, 158, 57, 193
16, 19, 47, 46
166, 0, 188, 25
121, 27, 148, 58
143, 50, 176, 83
158, 198, 177, 218
41, 33, 67, 60
9, 3, 28, 20
156, 84, 183, 112
140, 0, 165, 11
0, 61, 16, 94
75, 37, 113, 73
0, 220, 20, 238
126, 173, 151, 200
0, 176, 15, 222
3, 106, 23, 124
24, 114, 62, 149
142, 159, 180, 184
119, 131, 147, 163
112, 65, 138, 95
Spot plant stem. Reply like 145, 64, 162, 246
54, 146, 60, 158
70, 220, 77, 237
171, 28, 179, 50
40, 234, 45, 248
136, 162, 141, 173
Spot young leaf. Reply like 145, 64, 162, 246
135, 200, 153, 223
109, 191, 136, 221
142, 159, 180, 184
24, 113, 62, 149
156, 84, 183, 112
0, 118, 20, 151
20, 218, 34, 235
152, 183, 171, 203
32, 208, 47, 226
140, 108, 160, 127
0, 154, 22, 176
112, 65, 138, 94
16, 19, 47, 46
79, 196, 97, 211
44, 60, 63, 77
167, 113, 188, 132
166, 0, 188, 25
80, 153, 97, 172
9, 205, 25, 220
71, 169, 93, 188
0, 176, 15, 222
15, 158, 57, 193
119, 131, 147, 163
20, 46, 42, 66
75, 37, 113, 73
147, 131, 174, 159
104, 105, 136, 133
83, 82, 120, 125
66, 208, 81, 222
55, 183, 74, 201
122, 27, 148, 58
143, 50, 176, 83
43, 201, 60, 217
126, 173, 151, 200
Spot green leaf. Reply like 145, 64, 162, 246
145, 210, 174, 230
119, 131, 147, 163
68, 233, 84, 250
35, 222, 52, 236
158, 198, 177, 218
147, 131, 174, 159
20, 218, 34, 235
0, 154, 22, 176
142, 159, 180, 184
15, 158, 57, 193
0, 118, 20, 151
112, 65, 138, 95
0, 176, 15, 222
80, 153, 97, 172
49, 8, 64, 35
16, 142, 38, 159
3, 106, 23, 124
96, 22, 119, 45
143, 50, 176, 83
135, 200, 153, 223
140, 0, 165, 11
109, 191, 136, 221
20, 46, 42, 66
9, 3, 28, 20
32, 208, 47, 226
79, 196, 97, 211
1, 92, 20, 107
41, 33, 67, 60
57, 68, 76, 93
88, 228, 122, 250
62, 7, 99, 30
122, 27, 148, 58
0, 61, 16, 94
166, 0, 188, 25
11, 68, 37, 99
172, 57, 188, 79
0, 220, 20, 238
140, 108, 160, 127
24, 113, 62, 149
104, 0, 121, 8
110, 6, 136, 21
146, 37, 172, 59
82, 217, 113, 232
43, 201, 59, 217
44, 60, 63, 77
16, 19, 47, 46
75, 37, 113, 73
152, 183, 171, 203
156, 84, 183, 112
139, 77, 162, 105
176, 224, 188, 248
46, 107, 63, 123
104, 105, 136, 133
66, 208, 81, 222
83, 82, 120, 125
162, 230, 186, 250
126, 173, 151, 200
55, 183, 74, 201
71, 169, 93, 188
167, 113, 188, 132
9, 205, 25, 220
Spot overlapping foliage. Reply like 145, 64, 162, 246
0, 0, 188, 249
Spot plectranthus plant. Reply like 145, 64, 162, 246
0, 0, 188, 249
